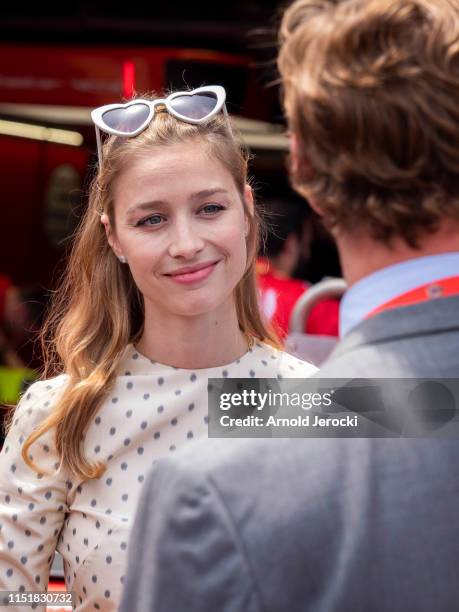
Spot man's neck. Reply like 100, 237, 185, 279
336, 220, 459, 287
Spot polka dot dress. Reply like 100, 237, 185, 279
0, 342, 316, 611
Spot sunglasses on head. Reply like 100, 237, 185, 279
91, 85, 228, 166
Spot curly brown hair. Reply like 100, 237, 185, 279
278, 0, 459, 246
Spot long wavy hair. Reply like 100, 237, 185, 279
20, 100, 280, 480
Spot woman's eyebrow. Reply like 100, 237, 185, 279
190, 188, 229, 200
126, 189, 230, 216
126, 201, 168, 216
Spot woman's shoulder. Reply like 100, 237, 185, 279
252, 341, 318, 378
3, 375, 70, 482
12, 374, 69, 424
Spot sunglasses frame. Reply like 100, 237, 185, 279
91, 85, 228, 166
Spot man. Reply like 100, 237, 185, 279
120, 1, 459, 610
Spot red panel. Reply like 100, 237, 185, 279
0, 135, 89, 286
0, 45, 250, 107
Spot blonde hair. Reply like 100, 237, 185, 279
278, 0, 459, 246
21, 100, 280, 480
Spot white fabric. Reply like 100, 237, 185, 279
0, 342, 316, 611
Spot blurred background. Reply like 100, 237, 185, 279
0, 8, 343, 597
0, 1, 342, 414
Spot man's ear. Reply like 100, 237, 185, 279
289, 132, 324, 217
100, 213, 125, 261
289, 132, 300, 175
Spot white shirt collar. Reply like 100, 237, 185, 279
339, 252, 459, 338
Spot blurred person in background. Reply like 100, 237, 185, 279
0, 278, 44, 441
0, 274, 25, 368
257, 196, 339, 339
0, 275, 48, 369
120, 1, 459, 611
0, 86, 315, 611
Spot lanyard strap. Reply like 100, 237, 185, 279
366, 276, 459, 319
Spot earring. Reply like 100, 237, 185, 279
118, 255, 127, 264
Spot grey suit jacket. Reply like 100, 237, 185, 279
120, 296, 459, 612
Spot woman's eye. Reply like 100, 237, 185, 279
200, 204, 225, 215
136, 214, 164, 227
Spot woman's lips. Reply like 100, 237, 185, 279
165, 261, 219, 284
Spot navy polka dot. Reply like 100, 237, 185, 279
1, 340, 303, 609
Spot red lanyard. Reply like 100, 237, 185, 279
366, 276, 459, 319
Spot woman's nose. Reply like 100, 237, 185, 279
167, 220, 205, 259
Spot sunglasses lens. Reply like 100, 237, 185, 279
102, 103, 150, 134
169, 93, 218, 120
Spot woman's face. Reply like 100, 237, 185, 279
104, 140, 252, 320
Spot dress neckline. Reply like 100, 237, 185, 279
127, 338, 266, 374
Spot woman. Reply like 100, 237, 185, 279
0, 86, 316, 611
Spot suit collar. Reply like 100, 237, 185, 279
331, 295, 459, 358
339, 253, 459, 337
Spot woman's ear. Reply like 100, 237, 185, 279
100, 213, 126, 262
244, 184, 254, 215
243, 184, 254, 236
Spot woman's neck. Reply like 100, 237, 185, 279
136, 303, 250, 369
